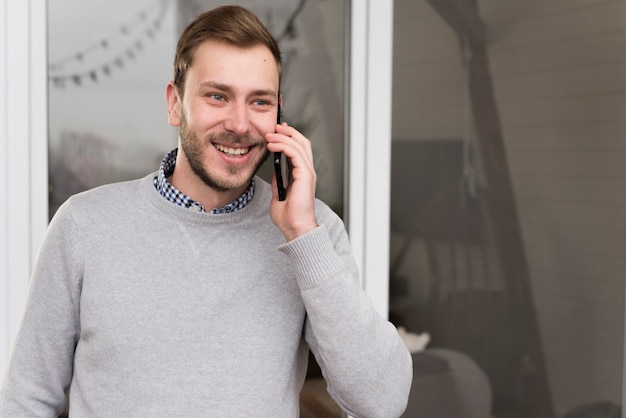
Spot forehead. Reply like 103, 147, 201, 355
187, 40, 280, 92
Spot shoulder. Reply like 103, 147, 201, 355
55, 174, 150, 223
69, 177, 144, 206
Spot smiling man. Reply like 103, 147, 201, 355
0, 5, 412, 417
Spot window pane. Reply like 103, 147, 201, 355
48, 0, 346, 220
390, 1, 626, 417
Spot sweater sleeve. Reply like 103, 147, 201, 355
0, 201, 81, 416
278, 212, 413, 418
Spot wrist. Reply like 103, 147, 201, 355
283, 221, 318, 242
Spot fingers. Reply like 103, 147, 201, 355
267, 123, 314, 171
273, 123, 308, 150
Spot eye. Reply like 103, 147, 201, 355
207, 93, 226, 102
253, 98, 275, 108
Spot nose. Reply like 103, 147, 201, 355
223, 103, 251, 134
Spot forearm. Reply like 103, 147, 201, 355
304, 274, 412, 417
279, 224, 412, 417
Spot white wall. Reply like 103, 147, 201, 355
0, 0, 49, 378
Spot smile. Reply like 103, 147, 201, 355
215, 144, 251, 156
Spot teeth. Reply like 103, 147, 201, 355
215, 144, 250, 156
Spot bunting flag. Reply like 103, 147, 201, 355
48, 0, 171, 88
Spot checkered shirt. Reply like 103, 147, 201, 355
153, 148, 254, 214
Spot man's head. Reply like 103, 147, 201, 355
173, 5, 282, 98
165, 6, 282, 203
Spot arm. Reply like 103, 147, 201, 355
266, 122, 411, 417
279, 216, 412, 418
0, 202, 81, 416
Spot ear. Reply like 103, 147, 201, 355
165, 81, 182, 127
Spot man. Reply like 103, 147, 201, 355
0, 5, 412, 417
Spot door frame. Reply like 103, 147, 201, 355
0, 0, 48, 375
347, 0, 393, 318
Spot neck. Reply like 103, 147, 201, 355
169, 156, 248, 211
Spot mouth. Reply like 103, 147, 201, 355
214, 144, 251, 156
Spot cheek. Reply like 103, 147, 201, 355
253, 115, 278, 136
186, 107, 221, 131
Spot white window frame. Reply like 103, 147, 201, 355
347, 0, 393, 319
0, 0, 48, 376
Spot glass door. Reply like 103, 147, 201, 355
389, 0, 626, 417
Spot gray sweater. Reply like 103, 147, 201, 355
0, 174, 412, 417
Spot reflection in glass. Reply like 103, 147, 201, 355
390, 1, 625, 417
48, 0, 346, 220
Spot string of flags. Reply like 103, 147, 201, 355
49, 0, 172, 88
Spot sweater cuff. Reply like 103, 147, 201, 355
278, 225, 344, 289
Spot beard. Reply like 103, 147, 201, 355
179, 112, 270, 192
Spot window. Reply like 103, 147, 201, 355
390, 0, 626, 416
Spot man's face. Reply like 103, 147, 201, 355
167, 40, 280, 192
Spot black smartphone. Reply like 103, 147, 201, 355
274, 103, 288, 201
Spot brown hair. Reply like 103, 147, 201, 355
173, 5, 282, 96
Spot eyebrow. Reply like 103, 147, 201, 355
198, 81, 277, 98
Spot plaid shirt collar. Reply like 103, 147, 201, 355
153, 148, 254, 214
